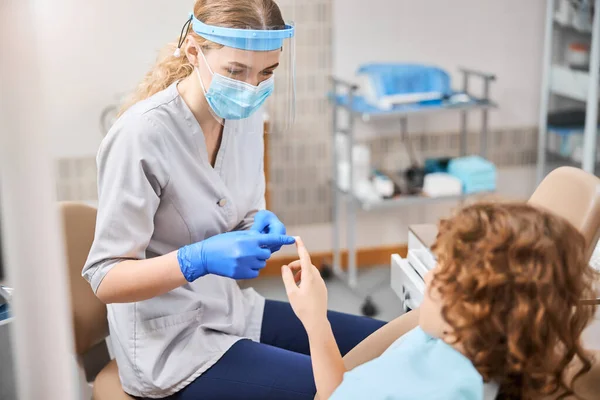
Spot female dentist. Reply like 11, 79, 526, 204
83, 1, 385, 399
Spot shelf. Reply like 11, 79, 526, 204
553, 15, 592, 34
331, 94, 497, 121
546, 150, 581, 166
550, 65, 598, 102
546, 150, 600, 171
335, 186, 492, 211
355, 101, 497, 121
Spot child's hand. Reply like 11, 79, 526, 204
281, 237, 328, 332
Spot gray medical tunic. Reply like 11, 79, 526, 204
83, 82, 266, 398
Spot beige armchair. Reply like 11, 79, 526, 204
61, 202, 133, 400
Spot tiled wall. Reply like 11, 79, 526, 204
367, 127, 539, 173
56, 157, 98, 203
55, 0, 539, 226
269, 126, 537, 226
267, 0, 334, 225
55, 127, 538, 213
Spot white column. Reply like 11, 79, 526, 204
0, 1, 79, 399
536, 0, 555, 183
583, 0, 600, 173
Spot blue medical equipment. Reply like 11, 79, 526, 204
330, 64, 494, 117
358, 63, 452, 110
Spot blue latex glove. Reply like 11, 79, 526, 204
251, 210, 288, 252
177, 230, 295, 282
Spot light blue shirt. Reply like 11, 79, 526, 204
330, 327, 485, 400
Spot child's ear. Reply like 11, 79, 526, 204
442, 330, 459, 345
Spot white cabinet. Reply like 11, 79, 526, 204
391, 254, 425, 312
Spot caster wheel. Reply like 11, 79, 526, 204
320, 264, 333, 281
361, 297, 378, 317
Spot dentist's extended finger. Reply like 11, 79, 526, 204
258, 234, 296, 248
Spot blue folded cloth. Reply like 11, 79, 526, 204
448, 155, 495, 173
463, 182, 496, 195
448, 156, 496, 194
460, 173, 496, 187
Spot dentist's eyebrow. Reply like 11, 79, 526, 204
228, 62, 249, 69
263, 62, 279, 70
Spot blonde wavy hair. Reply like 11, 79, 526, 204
431, 203, 598, 399
119, 0, 285, 115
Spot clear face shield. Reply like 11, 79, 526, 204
185, 14, 295, 134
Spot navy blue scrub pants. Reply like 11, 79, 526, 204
164, 300, 386, 400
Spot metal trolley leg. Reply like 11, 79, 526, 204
331, 83, 342, 279
326, 78, 378, 316
346, 88, 358, 289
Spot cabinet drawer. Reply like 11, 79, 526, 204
407, 249, 433, 279
391, 254, 425, 309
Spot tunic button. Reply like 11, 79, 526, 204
218, 198, 227, 207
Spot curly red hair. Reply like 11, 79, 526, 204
430, 202, 598, 399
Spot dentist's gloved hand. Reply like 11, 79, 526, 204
177, 230, 295, 282
251, 210, 288, 252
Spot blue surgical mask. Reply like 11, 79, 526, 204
196, 50, 274, 120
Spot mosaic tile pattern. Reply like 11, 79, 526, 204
56, 157, 98, 203
55, 127, 538, 215
266, 0, 334, 226
277, 126, 538, 225
366, 127, 539, 174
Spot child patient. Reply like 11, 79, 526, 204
282, 203, 598, 399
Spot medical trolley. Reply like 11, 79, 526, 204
326, 68, 497, 316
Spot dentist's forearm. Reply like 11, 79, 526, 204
306, 319, 346, 399
95, 252, 187, 304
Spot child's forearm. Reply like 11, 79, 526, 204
306, 319, 346, 399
